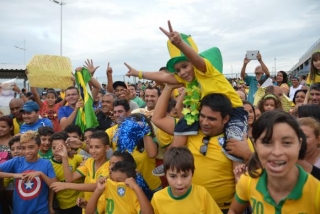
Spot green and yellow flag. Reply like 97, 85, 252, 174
75, 68, 98, 132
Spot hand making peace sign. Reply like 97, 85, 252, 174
159, 20, 182, 47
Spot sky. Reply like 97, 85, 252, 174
1, 0, 319, 82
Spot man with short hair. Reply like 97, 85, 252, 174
58, 66, 101, 130
128, 84, 145, 108
96, 93, 116, 130
289, 76, 302, 100
152, 89, 239, 213
145, 86, 160, 112
309, 83, 320, 105
9, 98, 24, 134
112, 81, 139, 111
20, 101, 53, 133
240, 52, 270, 103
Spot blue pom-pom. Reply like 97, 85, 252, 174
113, 115, 150, 153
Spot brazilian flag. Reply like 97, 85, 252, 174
75, 68, 98, 132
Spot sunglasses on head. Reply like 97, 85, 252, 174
200, 136, 210, 156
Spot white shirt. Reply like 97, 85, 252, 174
289, 84, 303, 100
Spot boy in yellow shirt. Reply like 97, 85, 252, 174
151, 147, 222, 214
126, 21, 247, 175
50, 132, 83, 214
85, 161, 153, 214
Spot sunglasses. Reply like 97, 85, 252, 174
199, 136, 210, 156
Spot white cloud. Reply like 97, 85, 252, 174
0, 0, 319, 80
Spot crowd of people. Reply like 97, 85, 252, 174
1, 21, 320, 214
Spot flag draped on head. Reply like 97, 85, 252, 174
75, 68, 98, 132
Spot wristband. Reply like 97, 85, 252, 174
138, 70, 143, 79
81, 142, 86, 150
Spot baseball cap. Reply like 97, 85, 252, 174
20, 101, 40, 112
291, 76, 299, 81
112, 81, 127, 90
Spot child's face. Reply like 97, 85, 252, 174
174, 61, 195, 82
40, 135, 52, 152
169, 107, 178, 118
52, 140, 65, 161
166, 168, 192, 197
109, 156, 123, 171
67, 132, 81, 140
313, 58, 320, 70
110, 170, 128, 182
263, 99, 275, 112
254, 108, 261, 119
89, 138, 108, 161
20, 140, 39, 162
46, 93, 57, 106
10, 142, 21, 157
84, 131, 94, 145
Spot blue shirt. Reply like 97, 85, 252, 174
0, 157, 56, 214
58, 106, 76, 123
20, 118, 53, 133
244, 74, 267, 103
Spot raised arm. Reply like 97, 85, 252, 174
240, 55, 250, 79
257, 52, 270, 77
85, 177, 106, 214
143, 135, 158, 158
125, 177, 154, 214
84, 59, 101, 99
57, 143, 83, 182
125, 63, 179, 85
151, 84, 179, 135
106, 63, 114, 93
30, 87, 43, 108
160, 21, 206, 72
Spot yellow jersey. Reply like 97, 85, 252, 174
187, 131, 235, 210
174, 59, 242, 108
98, 179, 140, 214
76, 158, 109, 203
50, 155, 83, 209
306, 73, 320, 86
151, 184, 222, 214
235, 166, 320, 214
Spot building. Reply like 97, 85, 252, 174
289, 38, 320, 77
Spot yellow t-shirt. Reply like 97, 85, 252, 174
98, 179, 140, 214
235, 166, 320, 214
187, 131, 235, 210
306, 73, 320, 86
13, 118, 21, 135
106, 125, 162, 191
151, 184, 222, 214
156, 118, 178, 148
174, 59, 243, 108
76, 158, 109, 203
50, 155, 83, 209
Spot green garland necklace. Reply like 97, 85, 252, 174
182, 79, 201, 125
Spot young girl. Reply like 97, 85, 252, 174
258, 94, 282, 113
304, 51, 320, 104
243, 101, 256, 139
228, 110, 320, 214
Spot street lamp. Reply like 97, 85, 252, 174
274, 58, 277, 75
14, 40, 26, 65
50, 0, 66, 56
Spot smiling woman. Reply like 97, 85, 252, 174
228, 110, 320, 214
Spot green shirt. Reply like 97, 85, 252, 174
38, 149, 53, 159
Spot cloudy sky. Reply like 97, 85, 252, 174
1, 0, 319, 82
